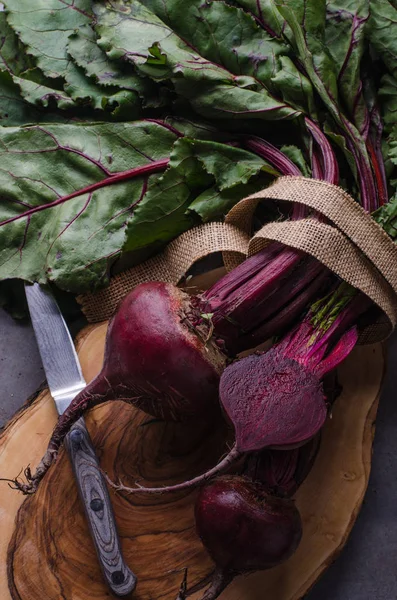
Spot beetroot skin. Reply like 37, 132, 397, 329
101, 281, 224, 420
194, 475, 302, 599
196, 476, 302, 570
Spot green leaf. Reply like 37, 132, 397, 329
0, 12, 76, 112
140, 0, 289, 85
0, 121, 179, 292
0, 12, 34, 75
0, 70, 66, 125
275, 0, 340, 121
124, 135, 273, 251
368, 0, 397, 77
384, 124, 397, 167
181, 138, 275, 190
325, 0, 369, 134
372, 191, 397, 240
123, 139, 212, 252
224, 0, 286, 38
280, 144, 311, 176
173, 79, 300, 121
4, 0, 92, 80
271, 55, 317, 117
378, 73, 397, 131
188, 180, 269, 221
13, 71, 76, 110
64, 62, 142, 118
67, 23, 161, 107
93, 0, 298, 121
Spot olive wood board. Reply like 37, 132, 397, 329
0, 281, 384, 600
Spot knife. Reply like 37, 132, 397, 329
25, 283, 137, 597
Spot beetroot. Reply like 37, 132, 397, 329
194, 475, 302, 599
101, 296, 364, 496
13, 281, 225, 494
99, 281, 225, 421
12, 240, 370, 496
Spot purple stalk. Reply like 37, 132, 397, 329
305, 118, 339, 184
243, 137, 302, 177
276, 290, 372, 378
242, 135, 306, 218
227, 266, 330, 353
202, 123, 340, 354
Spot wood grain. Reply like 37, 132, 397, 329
0, 270, 385, 600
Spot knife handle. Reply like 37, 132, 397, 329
64, 416, 137, 597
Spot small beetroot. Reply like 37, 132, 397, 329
194, 475, 302, 599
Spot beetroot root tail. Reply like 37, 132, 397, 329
11, 379, 107, 495
11, 448, 59, 494
200, 568, 234, 600
106, 444, 242, 495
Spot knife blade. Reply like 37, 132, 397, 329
25, 283, 137, 597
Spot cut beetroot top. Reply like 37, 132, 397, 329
219, 349, 328, 452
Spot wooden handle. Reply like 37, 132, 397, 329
65, 417, 137, 597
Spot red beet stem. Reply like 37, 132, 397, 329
278, 289, 372, 376
201, 243, 284, 309
305, 117, 339, 184
205, 247, 303, 343
232, 267, 330, 353
243, 137, 302, 177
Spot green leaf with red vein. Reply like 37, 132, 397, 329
325, 0, 369, 135
67, 23, 162, 108
93, 0, 298, 121
222, 0, 287, 38
0, 120, 178, 292
4, 0, 92, 80
368, 0, 397, 78
124, 137, 274, 251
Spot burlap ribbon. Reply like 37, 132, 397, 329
78, 222, 249, 323
78, 177, 397, 344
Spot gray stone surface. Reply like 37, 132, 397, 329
1, 306, 396, 598
0, 309, 44, 426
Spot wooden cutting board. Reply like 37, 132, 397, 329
0, 326, 384, 600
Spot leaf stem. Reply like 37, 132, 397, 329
0, 158, 169, 228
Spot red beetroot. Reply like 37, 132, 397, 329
99, 281, 225, 421
12, 259, 368, 495
194, 476, 302, 599
13, 281, 225, 494
102, 301, 361, 496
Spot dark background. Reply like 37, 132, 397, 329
1, 307, 397, 599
